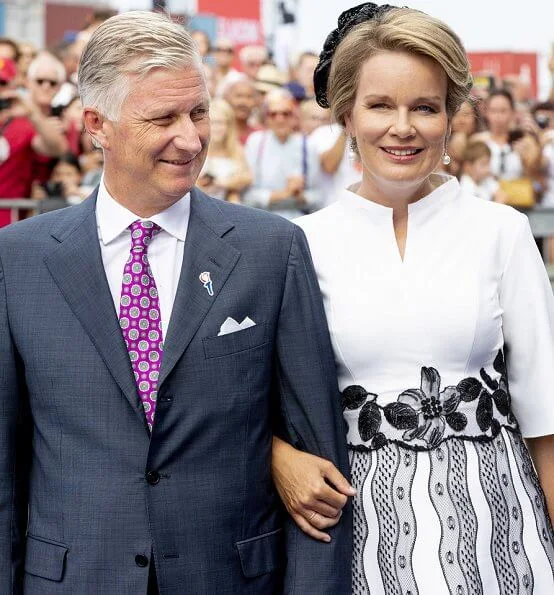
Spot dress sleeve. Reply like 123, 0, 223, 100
500, 215, 554, 437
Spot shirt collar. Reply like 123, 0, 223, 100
96, 176, 190, 245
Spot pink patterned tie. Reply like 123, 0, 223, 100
118, 220, 163, 432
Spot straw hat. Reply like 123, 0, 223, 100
254, 64, 288, 93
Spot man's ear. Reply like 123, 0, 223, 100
83, 107, 110, 150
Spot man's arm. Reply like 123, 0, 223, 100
274, 225, 352, 594
0, 252, 30, 593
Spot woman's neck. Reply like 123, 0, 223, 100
355, 175, 436, 210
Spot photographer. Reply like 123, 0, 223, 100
0, 57, 67, 226
474, 89, 542, 208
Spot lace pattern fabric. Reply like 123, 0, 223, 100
344, 351, 518, 452
348, 355, 554, 594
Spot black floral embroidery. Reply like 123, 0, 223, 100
342, 350, 515, 449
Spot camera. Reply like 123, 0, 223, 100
0, 97, 12, 111
42, 181, 65, 198
50, 104, 65, 117
508, 129, 525, 145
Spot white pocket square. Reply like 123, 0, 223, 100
217, 316, 256, 336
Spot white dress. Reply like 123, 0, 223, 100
296, 175, 554, 595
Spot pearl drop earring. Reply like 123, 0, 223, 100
441, 152, 451, 166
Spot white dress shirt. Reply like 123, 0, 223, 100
96, 178, 190, 340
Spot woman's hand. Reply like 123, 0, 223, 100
272, 436, 356, 542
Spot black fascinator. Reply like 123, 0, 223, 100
314, 2, 397, 108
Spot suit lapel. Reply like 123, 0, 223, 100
44, 196, 142, 421
159, 189, 240, 387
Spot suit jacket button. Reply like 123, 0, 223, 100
135, 554, 149, 567
146, 470, 160, 485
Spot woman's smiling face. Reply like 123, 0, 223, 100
345, 50, 449, 203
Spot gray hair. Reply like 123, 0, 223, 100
78, 11, 202, 121
28, 52, 66, 83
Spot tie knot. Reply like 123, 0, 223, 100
129, 220, 160, 250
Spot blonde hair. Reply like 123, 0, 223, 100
78, 11, 202, 121
208, 99, 241, 160
328, 8, 472, 127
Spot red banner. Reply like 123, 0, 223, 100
468, 52, 538, 99
197, 0, 263, 45
197, 0, 260, 19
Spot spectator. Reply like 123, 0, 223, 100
202, 62, 217, 97
532, 101, 554, 133
243, 88, 321, 219
459, 141, 506, 202
52, 40, 81, 106
223, 77, 260, 144
79, 145, 104, 191
26, 51, 68, 185
0, 37, 19, 62
299, 98, 330, 135
211, 38, 242, 96
451, 98, 480, 135
0, 57, 67, 226
31, 152, 88, 206
15, 41, 37, 89
285, 51, 319, 101
60, 96, 86, 156
476, 89, 523, 179
308, 111, 360, 208
27, 52, 66, 116
238, 44, 268, 80
254, 64, 288, 96
191, 29, 211, 60
197, 99, 252, 203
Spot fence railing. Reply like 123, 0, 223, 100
1, 198, 554, 285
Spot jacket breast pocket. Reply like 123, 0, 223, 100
203, 322, 269, 359
235, 528, 284, 578
24, 534, 69, 581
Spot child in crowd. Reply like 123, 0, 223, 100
31, 153, 88, 205
459, 141, 507, 202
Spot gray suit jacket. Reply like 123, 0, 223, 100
0, 188, 352, 594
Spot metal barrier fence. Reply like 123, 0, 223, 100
1, 198, 554, 286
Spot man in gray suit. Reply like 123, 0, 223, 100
0, 11, 351, 594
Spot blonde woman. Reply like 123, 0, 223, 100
198, 98, 252, 202
271, 3, 554, 594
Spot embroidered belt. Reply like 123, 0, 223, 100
343, 350, 519, 452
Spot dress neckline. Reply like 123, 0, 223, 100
338, 174, 460, 222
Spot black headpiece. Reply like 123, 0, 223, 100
313, 2, 397, 108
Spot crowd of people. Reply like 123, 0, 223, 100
0, 10, 554, 233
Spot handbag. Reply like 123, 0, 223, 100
498, 177, 535, 209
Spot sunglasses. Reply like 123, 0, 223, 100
267, 110, 293, 119
214, 47, 234, 54
34, 78, 60, 87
